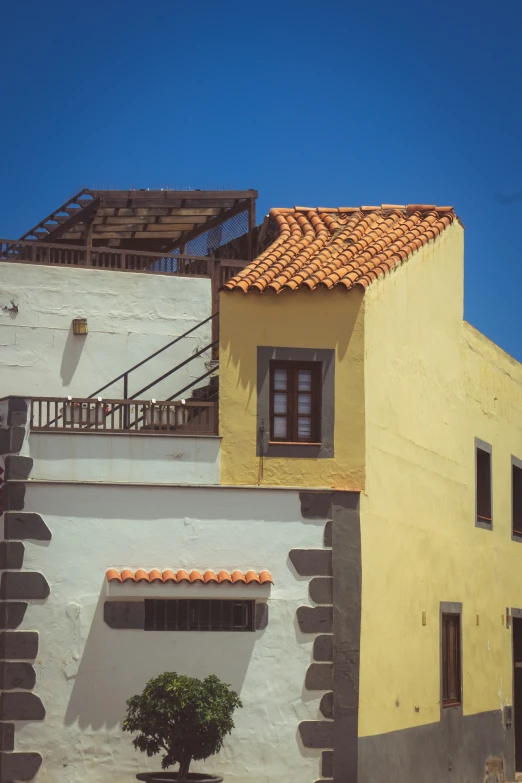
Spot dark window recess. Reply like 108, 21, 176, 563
442, 613, 461, 707
476, 447, 492, 523
514, 463, 522, 537
269, 361, 321, 443
144, 599, 255, 632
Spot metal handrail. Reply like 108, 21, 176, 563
89, 313, 218, 398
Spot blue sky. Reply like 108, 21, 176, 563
2, 0, 521, 360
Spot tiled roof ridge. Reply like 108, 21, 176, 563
223, 204, 457, 294
106, 568, 274, 585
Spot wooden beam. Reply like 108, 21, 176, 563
42, 198, 100, 243
90, 189, 258, 200
20, 188, 93, 240
167, 199, 250, 253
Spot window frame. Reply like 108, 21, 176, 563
512, 455, 522, 541
475, 438, 493, 531
144, 599, 255, 632
269, 360, 322, 445
441, 607, 462, 709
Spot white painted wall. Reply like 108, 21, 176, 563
16, 483, 326, 783
28, 432, 220, 485
0, 264, 212, 400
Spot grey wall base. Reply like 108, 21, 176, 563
358, 709, 514, 783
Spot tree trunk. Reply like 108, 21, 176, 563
178, 754, 191, 781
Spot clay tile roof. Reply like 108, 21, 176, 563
106, 569, 274, 585
222, 205, 458, 294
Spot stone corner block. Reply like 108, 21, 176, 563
309, 577, 333, 605
0, 631, 39, 660
0, 661, 36, 690
296, 606, 333, 634
0, 692, 45, 721
5, 454, 33, 480
313, 635, 333, 662
0, 603, 28, 630
0, 723, 15, 751
289, 549, 332, 577
300, 492, 333, 519
1, 571, 50, 600
2, 482, 26, 511
0, 541, 25, 570
305, 663, 333, 691
298, 720, 334, 749
4, 512, 52, 541
0, 751, 43, 781
320, 691, 334, 719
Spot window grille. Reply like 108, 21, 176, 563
144, 599, 255, 632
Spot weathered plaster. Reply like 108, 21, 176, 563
0, 264, 211, 400
15, 482, 328, 783
219, 287, 365, 488
359, 220, 522, 779
28, 431, 220, 485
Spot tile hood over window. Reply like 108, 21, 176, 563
106, 568, 274, 585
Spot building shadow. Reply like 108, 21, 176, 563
64, 588, 258, 731
60, 324, 87, 386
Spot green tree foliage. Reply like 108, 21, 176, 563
123, 672, 242, 779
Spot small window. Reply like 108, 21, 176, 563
476, 446, 492, 524
442, 613, 461, 707
513, 461, 522, 537
144, 599, 255, 632
269, 361, 321, 443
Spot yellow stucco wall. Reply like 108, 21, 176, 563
359, 219, 522, 737
219, 287, 365, 489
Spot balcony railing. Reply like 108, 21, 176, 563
1, 238, 247, 280
30, 398, 218, 436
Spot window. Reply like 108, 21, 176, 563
442, 613, 461, 707
269, 361, 321, 443
476, 444, 492, 525
513, 459, 522, 537
144, 599, 255, 632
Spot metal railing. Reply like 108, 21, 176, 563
30, 397, 217, 436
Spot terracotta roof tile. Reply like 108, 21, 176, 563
223, 205, 458, 294
106, 569, 274, 585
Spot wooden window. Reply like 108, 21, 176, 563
513, 462, 522, 537
144, 599, 255, 632
476, 447, 492, 523
442, 613, 461, 707
269, 361, 321, 443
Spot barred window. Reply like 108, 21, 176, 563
144, 599, 255, 632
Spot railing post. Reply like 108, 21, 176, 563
123, 373, 129, 429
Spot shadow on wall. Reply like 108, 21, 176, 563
220, 288, 364, 407
60, 324, 87, 386
64, 589, 258, 731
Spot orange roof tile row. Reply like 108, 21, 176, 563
223, 205, 457, 294
106, 568, 273, 585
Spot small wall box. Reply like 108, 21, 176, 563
72, 318, 88, 335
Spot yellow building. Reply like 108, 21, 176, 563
220, 204, 522, 783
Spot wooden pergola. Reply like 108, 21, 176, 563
21, 188, 257, 260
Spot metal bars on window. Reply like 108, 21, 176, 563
144, 599, 255, 632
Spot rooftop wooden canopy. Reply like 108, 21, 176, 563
21, 188, 257, 255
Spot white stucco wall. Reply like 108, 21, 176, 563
15, 483, 326, 783
0, 264, 212, 400
28, 432, 220, 484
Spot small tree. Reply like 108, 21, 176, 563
123, 672, 242, 780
